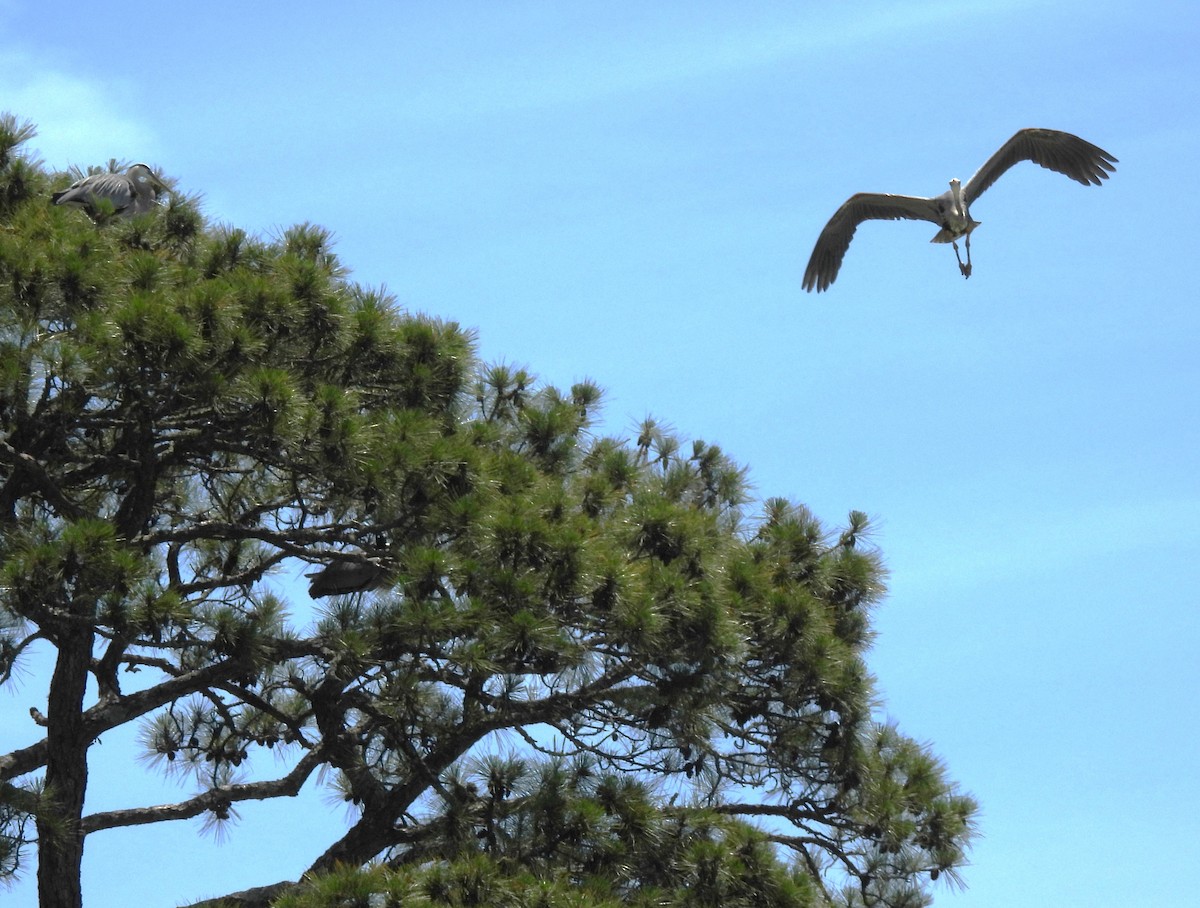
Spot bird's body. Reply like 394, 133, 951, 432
305, 561, 387, 598
802, 128, 1117, 292
52, 163, 166, 219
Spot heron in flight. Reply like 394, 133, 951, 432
802, 128, 1117, 292
52, 163, 168, 219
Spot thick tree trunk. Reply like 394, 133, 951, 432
36, 625, 93, 908
306, 814, 394, 876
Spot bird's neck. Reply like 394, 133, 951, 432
948, 179, 965, 214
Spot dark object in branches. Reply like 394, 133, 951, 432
305, 561, 387, 598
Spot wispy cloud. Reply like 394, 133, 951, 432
893, 493, 1199, 596
389, 0, 1040, 127
0, 51, 160, 168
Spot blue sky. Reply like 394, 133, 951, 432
3, 1, 1199, 905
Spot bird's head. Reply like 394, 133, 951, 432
128, 163, 168, 194
948, 178, 965, 212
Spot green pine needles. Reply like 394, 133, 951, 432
0, 115, 975, 908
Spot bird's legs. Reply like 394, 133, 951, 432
952, 235, 973, 279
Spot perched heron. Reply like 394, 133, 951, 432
305, 561, 388, 598
52, 163, 167, 219
802, 128, 1117, 292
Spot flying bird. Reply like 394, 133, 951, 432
52, 163, 168, 219
802, 128, 1117, 292
305, 560, 388, 598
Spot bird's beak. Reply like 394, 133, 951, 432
135, 165, 168, 193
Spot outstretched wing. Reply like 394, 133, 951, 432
803, 192, 941, 293
962, 128, 1117, 206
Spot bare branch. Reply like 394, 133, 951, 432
81, 748, 324, 833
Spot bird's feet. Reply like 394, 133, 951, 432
951, 241, 972, 279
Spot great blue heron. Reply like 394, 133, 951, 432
52, 163, 168, 219
305, 561, 388, 598
802, 128, 1117, 292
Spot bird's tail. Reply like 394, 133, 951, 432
929, 221, 981, 244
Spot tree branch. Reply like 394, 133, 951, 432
0, 440, 84, 521
81, 748, 323, 833
1, 657, 252, 782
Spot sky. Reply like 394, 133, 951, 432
2, 1, 1198, 905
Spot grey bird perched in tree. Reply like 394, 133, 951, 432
305, 561, 388, 598
52, 163, 168, 219
802, 128, 1118, 292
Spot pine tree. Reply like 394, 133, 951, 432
0, 115, 975, 908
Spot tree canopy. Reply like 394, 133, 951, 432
0, 114, 976, 908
